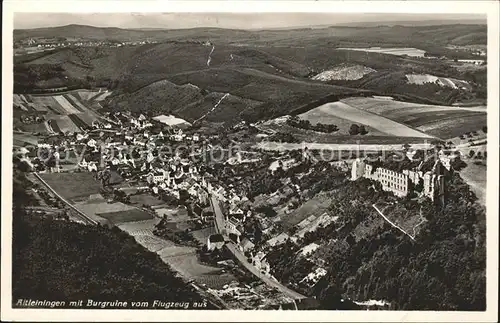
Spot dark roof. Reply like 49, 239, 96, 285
208, 234, 225, 243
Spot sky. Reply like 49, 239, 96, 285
14, 13, 486, 30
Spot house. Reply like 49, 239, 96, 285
229, 204, 244, 217
87, 162, 98, 172
79, 158, 88, 168
226, 216, 244, 236
240, 237, 255, 252
207, 234, 225, 251
300, 267, 327, 288
147, 171, 166, 184
87, 139, 97, 148
266, 232, 290, 247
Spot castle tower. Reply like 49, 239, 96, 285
351, 158, 365, 181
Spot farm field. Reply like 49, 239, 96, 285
116, 218, 231, 286
299, 101, 433, 138
47, 115, 81, 133
297, 110, 389, 136
15, 91, 103, 134
415, 114, 487, 139
53, 95, 81, 114
130, 193, 165, 207
39, 172, 102, 201
341, 97, 487, 139
97, 209, 153, 225
259, 125, 431, 144
63, 93, 87, 112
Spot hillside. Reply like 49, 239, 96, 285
12, 204, 206, 307
15, 24, 486, 48
264, 164, 486, 310
14, 24, 487, 123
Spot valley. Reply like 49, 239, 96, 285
11, 18, 489, 313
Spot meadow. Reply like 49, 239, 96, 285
39, 172, 102, 201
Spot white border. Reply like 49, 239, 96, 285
2, 1, 499, 322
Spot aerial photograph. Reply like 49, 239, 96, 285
10, 12, 488, 312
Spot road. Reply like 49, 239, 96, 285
210, 195, 306, 300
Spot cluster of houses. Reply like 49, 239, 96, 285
21, 39, 159, 50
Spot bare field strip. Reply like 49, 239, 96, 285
48, 119, 61, 133
31, 96, 64, 114
304, 102, 433, 138
64, 94, 88, 112
93, 91, 113, 101
39, 172, 102, 201
48, 115, 81, 133
74, 112, 99, 126
68, 114, 89, 130
416, 114, 487, 139
341, 97, 486, 115
53, 95, 81, 114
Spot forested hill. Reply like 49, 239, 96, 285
12, 181, 207, 308
265, 161, 486, 310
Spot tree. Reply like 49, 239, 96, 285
349, 124, 360, 135
359, 125, 368, 135
469, 150, 475, 158
482, 126, 487, 133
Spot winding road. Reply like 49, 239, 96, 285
210, 195, 306, 300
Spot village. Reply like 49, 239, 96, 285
12, 103, 481, 310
